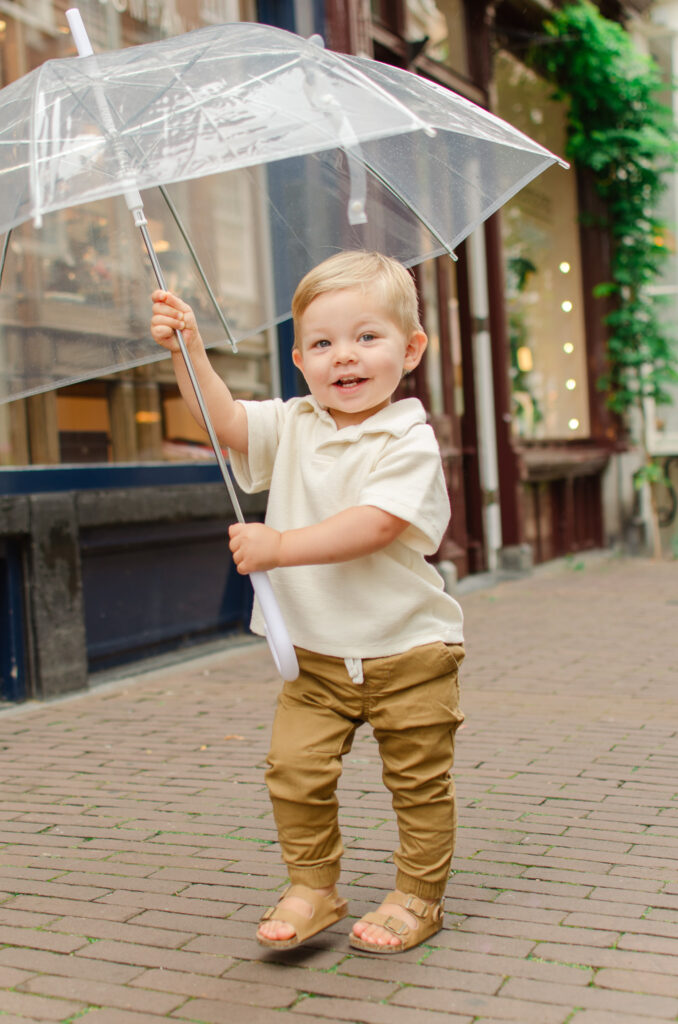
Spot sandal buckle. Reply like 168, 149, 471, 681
404, 894, 429, 918
383, 915, 409, 935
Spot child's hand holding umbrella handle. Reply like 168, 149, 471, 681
152, 294, 299, 682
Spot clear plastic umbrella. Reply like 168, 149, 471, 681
0, 11, 567, 679
0, 15, 567, 404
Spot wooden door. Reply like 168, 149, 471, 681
401, 254, 484, 579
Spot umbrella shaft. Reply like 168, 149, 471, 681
138, 222, 245, 525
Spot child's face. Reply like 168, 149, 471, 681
292, 287, 427, 429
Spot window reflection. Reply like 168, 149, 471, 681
0, 0, 271, 468
495, 52, 590, 441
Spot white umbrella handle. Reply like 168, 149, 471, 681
250, 572, 299, 681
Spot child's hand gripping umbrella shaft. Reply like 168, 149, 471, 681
66, 7, 299, 682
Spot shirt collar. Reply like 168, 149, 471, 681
298, 395, 426, 441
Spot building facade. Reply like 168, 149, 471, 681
636, 1, 678, 552
328, 0, 623, 574
0, 0, 660, 702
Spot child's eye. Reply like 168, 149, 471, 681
360, 332, 376, 343
311, 339, 331, 349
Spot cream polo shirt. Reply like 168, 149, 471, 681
229, 395, 464, 658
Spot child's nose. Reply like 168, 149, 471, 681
333, 340, 357, 362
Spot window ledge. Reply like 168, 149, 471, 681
518, 444, 610, 481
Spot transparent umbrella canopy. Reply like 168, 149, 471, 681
0, 14, 567, 681
0, 17, 568, 405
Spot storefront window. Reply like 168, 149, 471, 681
405, 0, 468, 77
645, 29, 678, 455
495, 51, 590, 441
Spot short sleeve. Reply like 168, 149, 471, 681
358, 425, 451, 554
228, 398, 287, 494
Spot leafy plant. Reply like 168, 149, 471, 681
530, 0, 678, 555
506, 255, 543, 435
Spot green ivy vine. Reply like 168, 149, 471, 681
530, 0, 678, 551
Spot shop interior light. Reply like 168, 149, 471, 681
563, 342, 574, 354
154, 239, 171, 253
135, 411, 161, 424
566, 378, 577, 390
568, 418, 580, 430
559, 261, 571, 273
561, 300, 573, 312
517, 346, 533, 372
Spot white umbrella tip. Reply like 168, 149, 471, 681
307, 34, 325, 49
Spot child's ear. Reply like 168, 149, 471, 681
404, 331, 428, 373
292, 347, 304, 371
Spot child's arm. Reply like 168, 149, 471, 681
228, 506, 408, 574
150, 289, 248, 454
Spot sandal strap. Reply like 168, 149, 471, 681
260, 884, 347, 932
260, 902, 312, 931
383, 890, 443, 922
357, 910, 410, 937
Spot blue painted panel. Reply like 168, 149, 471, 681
0, 540, 27, 702
80, 519, 253, 671
257, 0, 296, 31
0, 463, 222, 496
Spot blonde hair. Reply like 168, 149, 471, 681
291, 251, 423, 348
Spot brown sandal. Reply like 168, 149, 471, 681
257, 884, 348, 950
349, 890, 444, 954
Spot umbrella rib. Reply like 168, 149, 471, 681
114, 43, 223, 143
44, 50, 249, 355
0, 229, 11, 288
47, 47, 217, 185
43, 59, 246, 355
325, 50, 432, 134
158, 184, 238, 353
50, 45, 305, 187
112, 44, 303, 152
28, 61, 49, 225
350, 144, 458, 261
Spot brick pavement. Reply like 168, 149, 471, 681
0, 552, 676, 1024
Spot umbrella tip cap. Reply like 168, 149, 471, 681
308, 34, 325, 49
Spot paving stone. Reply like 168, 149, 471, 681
292, 995, 474, 1023
0, 946, 143, 983
0, 990, 86, 1020
390, 985, 569, 1022
17, 974, 186, 1014
594, 968, 678, 998
499, 977, 678, 1018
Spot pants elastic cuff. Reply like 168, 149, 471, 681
287, 863, 341, 888
395, 868, 448, 900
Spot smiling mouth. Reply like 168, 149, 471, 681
333, 376, 367, 388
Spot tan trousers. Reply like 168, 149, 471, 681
265, 641, 465, 900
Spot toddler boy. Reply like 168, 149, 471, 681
150, 250, 464, 953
